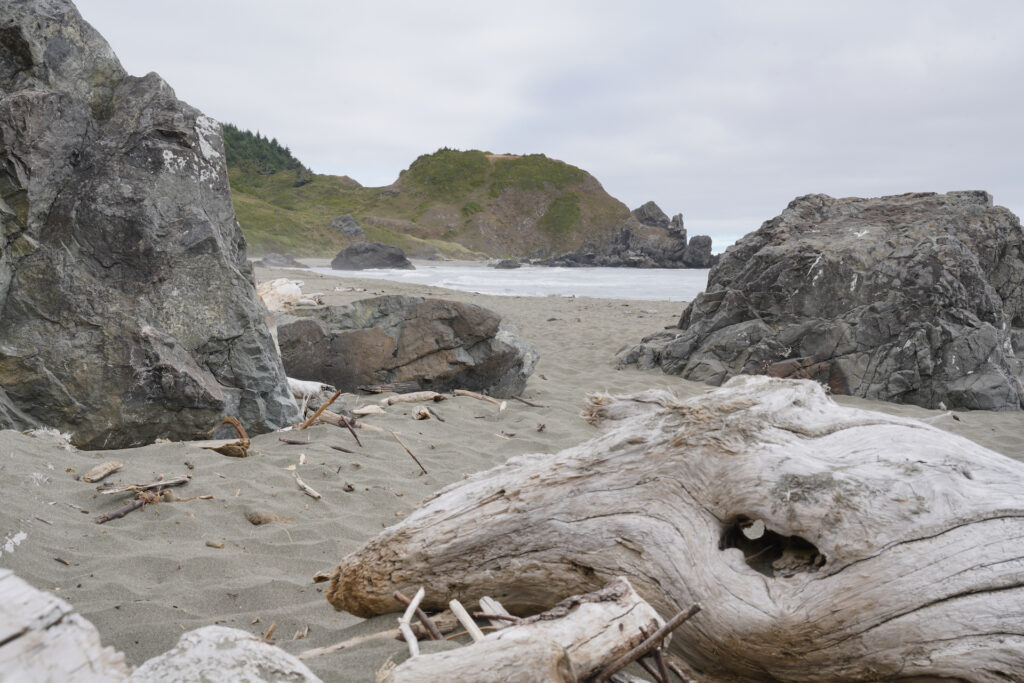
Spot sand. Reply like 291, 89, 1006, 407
1, 261, 1022, 681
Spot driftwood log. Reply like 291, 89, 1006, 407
386, 578, 663, 682
328, 376, 1024, 681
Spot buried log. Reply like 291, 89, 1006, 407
383, 577, 665, 682
327, 376, 1024, 681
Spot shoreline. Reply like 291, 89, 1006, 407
0, 270, 1020, 681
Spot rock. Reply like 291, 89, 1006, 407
330, 242, 414, 270
277, 295, 538, 397
619, 191, 1024, 410
681, 234, 714, 267
252, 252, 307, 268
329, 214, 365, 239
0, 0, 298, 448
631, 200, 670, 229
490, 258, 522, 269
130, 626, 321, 682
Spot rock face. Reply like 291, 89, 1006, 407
0, 0, 299, 447
681, 234, 714, 267
277, 295, 538, 397
330, 242, 413, 270
329, 213, 365, 239
619, 192, 1024, 410
631, 200, 670, 228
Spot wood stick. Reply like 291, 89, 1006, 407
329, 444, 355, 454
397, 587, 426, 658
298, 613, 460, 660
395, 591, 443, 641
593, 604, 701, 682
453, 389, 503, 407
352, 419, 385, 433
387, 429, 427, 475
381, 391, 444, 406
299, 389, 343, 430
278, 437, 311, 445
94, 498, 145, 524
96, 474, 191, 495
511, 395, 545, 408
334, 408, 363, 447
654, 647, 671, 683
294, 471, 322, 500
448, 599, 484, 642
81, 460, 122, 483
426, 406, 445, 422
637, 655, 666, 683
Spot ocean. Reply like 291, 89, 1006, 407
305, 263, 711, 302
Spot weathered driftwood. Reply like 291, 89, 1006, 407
0, 569, 129, 681
81, 460, 123, 483
328, 376, 1024, 681
385, 578, 663, 682
381, 391, 445, 406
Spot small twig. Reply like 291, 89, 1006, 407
299, 389, 344, 430
278, 437, 310, 445
94, 498, 145, 524
593, 604, 702, 683
329, 444, 355, 454
262, 621, 277, 642
398, 587, 426, 658
637, 656, 666, 683
453, 389, 505, 409
53, 557, 71, 566
387, 429, 427, 475
425, 406, 445, 422
448, 599, 484, 642
511, 395, 545, 408
294, 471, 322, 500
654, 647, 671, 683
97, 474, 191, 495
395, 591, 443, 641
334, 409, 363, 447
472, 612, 521, 623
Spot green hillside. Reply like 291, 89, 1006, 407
222, 131, 632, 259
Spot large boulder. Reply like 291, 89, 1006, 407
277, 295, 538, 397
619, 191, 1024, 410
0, 0, 299, 447
330, 242, 413, 270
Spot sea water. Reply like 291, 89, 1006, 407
306, 263, 710, 302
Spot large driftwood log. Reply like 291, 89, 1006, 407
0, 569, 129, 681
386, 577, 663, 682
328, 376, 1024, 681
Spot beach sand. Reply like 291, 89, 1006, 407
1, 262, 1021, 681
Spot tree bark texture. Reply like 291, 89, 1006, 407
327, 375, 1024, 681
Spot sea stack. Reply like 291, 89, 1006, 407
0, 0, 299, 447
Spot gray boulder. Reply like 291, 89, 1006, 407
331, 242, 414, 270
329, 213, 365, 239
0, 0, 299, 448
277, 295, 538, 397
631, 201, 670, 229
682, 234, 714, 267
619, 191, 1024, 410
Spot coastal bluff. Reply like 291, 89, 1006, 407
0, 0, 298, 447
620, 191, 1024, 410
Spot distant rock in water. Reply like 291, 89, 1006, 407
681, 235, 714, 268
631, 200, 670, 229
0, 0, 299, 447
490, 258, 522, 269
276, 295, 538, 397
619, 191, 1024, 410
329, 214, 365, 239
331, 242, 414, 270
252, 253, 307, 268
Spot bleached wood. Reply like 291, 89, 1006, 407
328, 375, 1024, 682
0, 569, 129, 681
385, 577, 661, 682
478, 596, 514, 630
448, 599, 484, 642
381, 391, 444, 406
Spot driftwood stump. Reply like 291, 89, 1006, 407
328, 376, 1024, 681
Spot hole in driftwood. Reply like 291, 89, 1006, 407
719, 516, 826, 577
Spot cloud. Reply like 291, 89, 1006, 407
74, 0, 1024, 250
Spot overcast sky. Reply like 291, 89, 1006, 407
74, 1, 1024, 250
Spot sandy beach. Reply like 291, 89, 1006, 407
2, 263, 1022, 681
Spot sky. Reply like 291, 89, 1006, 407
74, 1, 1024, 251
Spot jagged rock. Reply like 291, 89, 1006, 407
276, 295, 538, 397
631, 200, 670, 229
619, 191, 1024, 410
130, 626, 321, 683
681, 234, 714, 267
330, 242, 413, 270
670, 213, 685, 232
252, 252, 307, 268
0, 0, 298, 448
329, 213, 365, 239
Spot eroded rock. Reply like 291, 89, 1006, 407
620, 191, 1024, 410
330, 242, 413, 270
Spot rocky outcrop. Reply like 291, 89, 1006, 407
619, 191, 1024, 410
0, 0, 298, 448
539, 204, 719, 269
252, 252, 307, 268
489, 258, 522, 269
277, 295, 538, 397
329, 214, 365, 239
631, 200, 670, 228
330, 242, 413, 270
